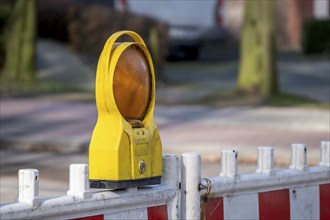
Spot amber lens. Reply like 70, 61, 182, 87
113, 45, 151, 122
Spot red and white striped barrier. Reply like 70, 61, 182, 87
1, 142, 329, 219
181, 142, 330, 220
71, 205, 168, 220
204, 180, 329, 220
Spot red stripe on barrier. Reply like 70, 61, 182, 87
71, 214, 104, 220
205, 197, 224, 220
320, 183, 330, 220
147, 205, 168, 220
258, 189, 290, 220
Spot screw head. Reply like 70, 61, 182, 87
139, 160, 146, 174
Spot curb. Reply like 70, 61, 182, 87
163, 144, 322, 167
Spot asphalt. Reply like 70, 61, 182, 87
0, 39, 329, 203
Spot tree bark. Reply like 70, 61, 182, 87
4, 0, 36, 82
238, 0, 278, 97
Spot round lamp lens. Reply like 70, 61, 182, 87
113, 45, 151, 124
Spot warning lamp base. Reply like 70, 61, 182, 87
90, 176, 161, 189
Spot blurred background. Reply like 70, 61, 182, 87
0, 0, 329, 203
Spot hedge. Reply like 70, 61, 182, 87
301, 19, 330, 54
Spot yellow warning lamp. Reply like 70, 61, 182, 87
89, 31, 162, 189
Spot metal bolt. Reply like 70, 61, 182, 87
139, 160, 146, 174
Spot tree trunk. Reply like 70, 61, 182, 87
4, 0, 36, 82
238, 0, 278, 97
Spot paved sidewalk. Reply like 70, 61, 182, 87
1, 97, 328, 164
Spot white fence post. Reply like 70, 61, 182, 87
220, 149, 239, 179
256, 146, 275, 175
18, 169, 40, 207
162, 154, 180, 220
181, 152, 201, 220
319, 141, 330, 167
67, 164, 90, 199
290, 144, 308, 171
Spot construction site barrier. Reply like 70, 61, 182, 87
194, 142, 330, 220
1, 141, 329, 220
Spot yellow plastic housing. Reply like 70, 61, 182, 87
89, 31, 162, 187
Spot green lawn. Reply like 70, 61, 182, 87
0, 76, 87, 97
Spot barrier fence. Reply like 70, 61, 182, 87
1, 141, 329, 220
196, 142, 330, 220
0, 155, 180, 220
